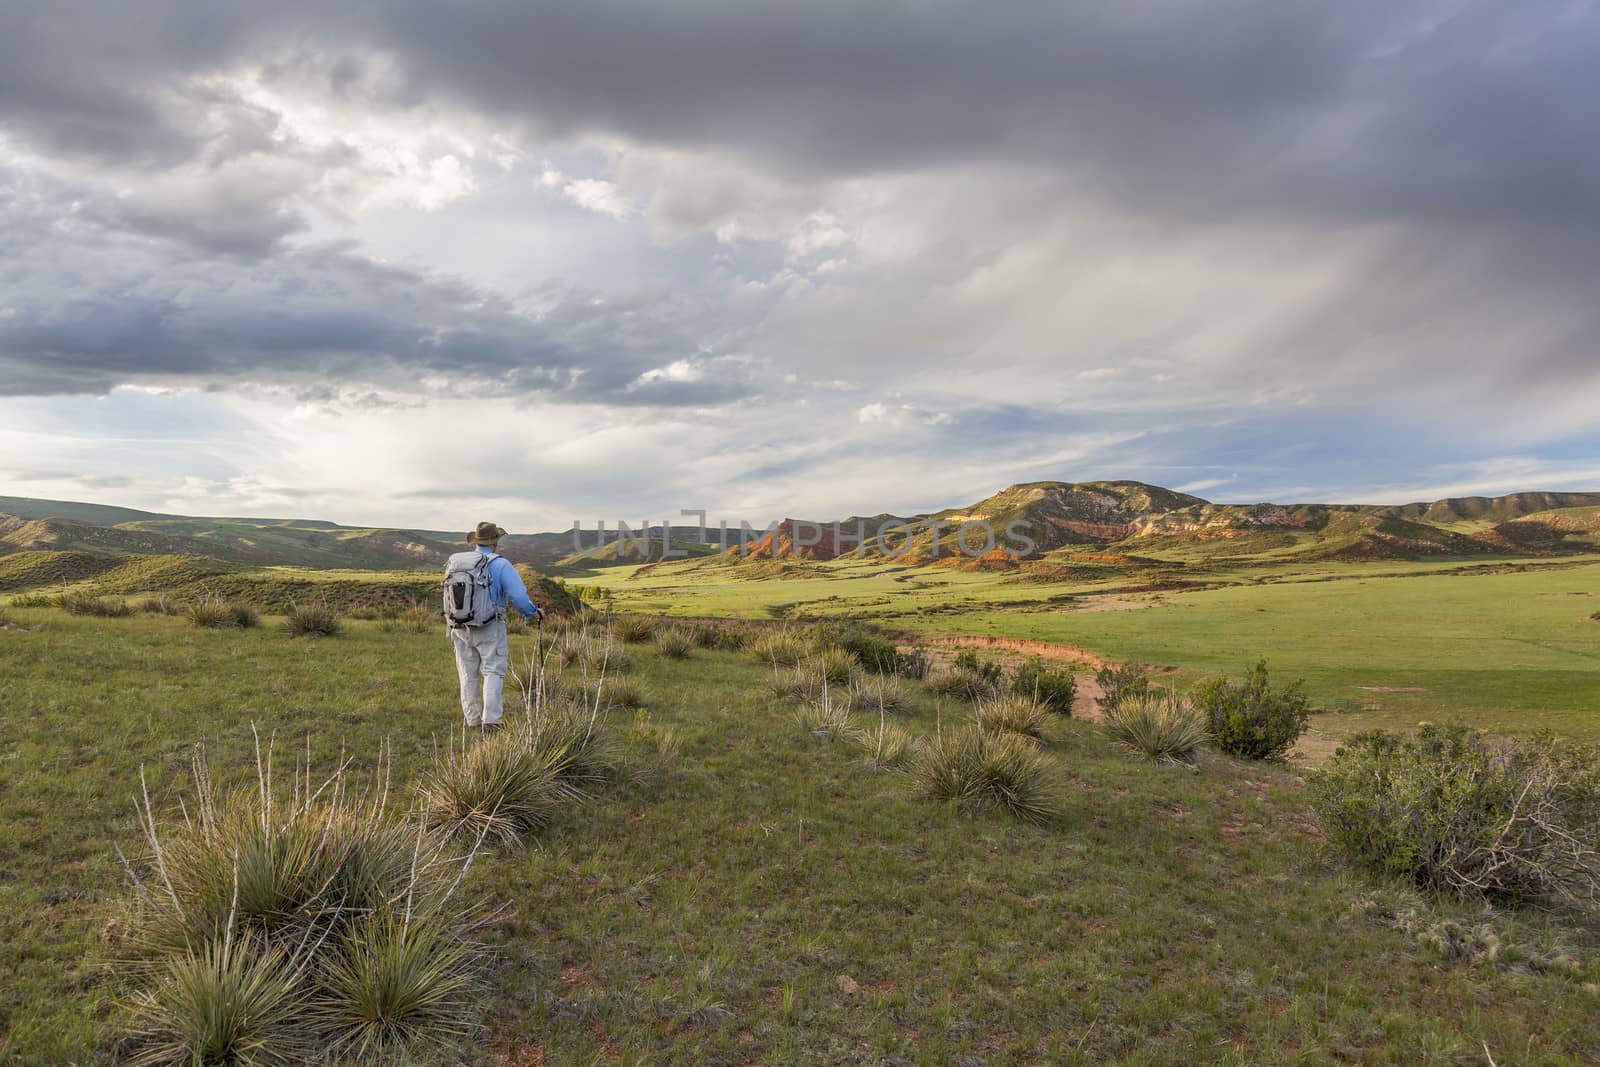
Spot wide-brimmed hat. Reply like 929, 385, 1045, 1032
468, 521, 508, 545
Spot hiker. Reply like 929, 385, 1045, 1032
442, 521, 544, 731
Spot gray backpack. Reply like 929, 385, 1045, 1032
442, 550, 502, 628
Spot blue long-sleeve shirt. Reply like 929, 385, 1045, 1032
479, 546, 542, 620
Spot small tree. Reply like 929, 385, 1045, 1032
1011, 656, 1075, 715
1094, 663, 1149, 713
1193, 659, 1309, 761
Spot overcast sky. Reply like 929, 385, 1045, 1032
3, 1, 1598, 530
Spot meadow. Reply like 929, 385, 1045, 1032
2, 604, 1599, 1063
564, 555, 1600, 740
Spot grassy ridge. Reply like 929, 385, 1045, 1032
2, 611, 1599, 1063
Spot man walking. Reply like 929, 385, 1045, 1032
442, 521, 544, 731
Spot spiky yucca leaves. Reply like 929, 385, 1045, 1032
314, 906, 476, 1062
130, 749, 418, 957
795, 682, 861, 742
927, 666, 1004, 702
284, 600, 342, 638
913, 726, 1058, 824
653, 626, 694, 659
747, 627, 810, 667
423, 728, 580, 848
853, 715, 919, 769
813, 647, 859, 687
522, 698, 625, 790
185, 596, 257, 629
852, 673, 909, 714
123, 739, 487, 1065
580, 675, 647, 711
127, 930, 305, 1067
612, 615, 657, 643
57, 591, 133, 617
1102, 691, 1209, 766
975, 695, 1051, 746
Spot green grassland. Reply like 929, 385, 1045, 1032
2, 609, 1599, 1063
561, 555, 1600, 740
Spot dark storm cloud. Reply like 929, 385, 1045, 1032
2, 1, 1598, 402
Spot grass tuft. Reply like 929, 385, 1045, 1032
185, 597, 258, 629
423, 729, 580, 848
974, 694, 1051, 745
57, 591, 132, 617
652, 626, 694, 659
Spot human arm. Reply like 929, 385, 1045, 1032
491, 556, 544, 620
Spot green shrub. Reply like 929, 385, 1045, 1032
504, 611, 528, 635
1193, 660, 1309, 760
898, 646, 933, 681
1102, 691, 1208, 766
913, 727, 1057, 824
1308, 724, 1600, 903
653, 626, 694, 659
8, 592, 54, 608
612, 616, 657, 644
952, 649, 1003, 685
56, 591, 132, 617
1095, 662, 1149, 712
1011, 656, 1076, 715
975, 694, 1051, 745
284, 601, 342, 638
813, 622, 904, 674
713, 624, 755, 651
813, 647, 858, 687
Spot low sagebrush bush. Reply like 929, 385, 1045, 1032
852, 673, 909, 714
1193, 659, 1310, 760
1309, 725, 1600, 903
1095, 662, 1150, 713
747, 628, 810, 667
424, 729, 580, 847
913, 726, 1057, 824
814, 622, 904, 674
975, 694, 1051, 745
1012, 656, 1076, 715
284, 601, 342, 638
612, 616, 656, 644
185, 597, 257, 630
57, 591, 132, 617
652, 626, 694, 659
1102, 691, 1208, 766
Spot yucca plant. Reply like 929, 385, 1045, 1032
580, 675, 647, 711
423, 728, 580, 848
57, 591, 132, 617
612, 615, 656, 644
853, 714, 918, 769
795, 683, 861, 742
913, 726, 1058, 825
284, 600, 342, 638
126, 929, 307, 1067
521, 698, 624, 790
852, 673, 909, 714
926, 666, 1003, 702
1102, 690, 1209, 766
185, 597, 256, 629
813, 647, 859, 687
313, 905, 476, 1062
975, 694, 1051, 745
748, 628, 810, 667
653, 626, 694, 659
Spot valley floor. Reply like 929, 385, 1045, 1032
2, 611, 1598, 1063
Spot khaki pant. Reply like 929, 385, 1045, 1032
449, 617, 509, 726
